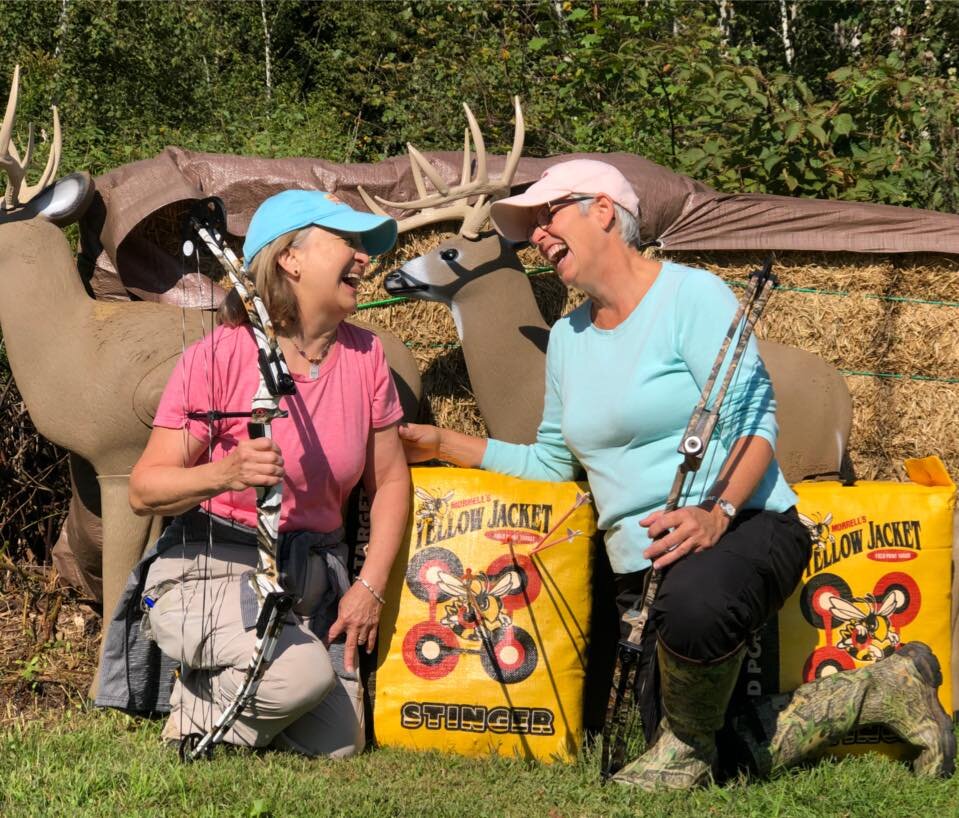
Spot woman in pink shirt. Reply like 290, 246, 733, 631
123, 190, 410, 757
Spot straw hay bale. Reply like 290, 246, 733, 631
846, 376, 959, 483
885, 303, 959, 378
892, 254, 959, 302
757, 291, 886, 372
664, 251, 893, 296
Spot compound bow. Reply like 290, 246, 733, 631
177, 197, 297, 761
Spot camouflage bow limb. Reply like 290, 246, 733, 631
601, 257, 777, 780
179, 197, 297, 762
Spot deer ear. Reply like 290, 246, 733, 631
0, 171, 95, 227
36, 172, 95, 226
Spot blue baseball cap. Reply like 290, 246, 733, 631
243, 189, 398, 263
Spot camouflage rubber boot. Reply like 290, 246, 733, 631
612, 641, 746, 791
731, 641, 955, 779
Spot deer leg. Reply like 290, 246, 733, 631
88, 473, 160, 698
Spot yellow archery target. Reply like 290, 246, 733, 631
374, 467, 597, 762
764, 456, 955, 759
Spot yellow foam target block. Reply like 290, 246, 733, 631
373, 467, 597, 762
769, 456, 955, 759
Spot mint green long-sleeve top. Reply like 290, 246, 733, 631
481, 262, 798, 574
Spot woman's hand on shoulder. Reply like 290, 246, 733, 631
639, 503, 729, 570
397, 422, 442, 463
217, 437, 284, 492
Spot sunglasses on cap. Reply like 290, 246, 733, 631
529, 195, 593, 239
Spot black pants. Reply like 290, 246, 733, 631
586, 507, 811, 740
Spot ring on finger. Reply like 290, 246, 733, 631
664, 543, 681, 553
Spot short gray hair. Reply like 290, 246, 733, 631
578, 198, 642, 249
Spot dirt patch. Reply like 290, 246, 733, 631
0, 553, 99, 727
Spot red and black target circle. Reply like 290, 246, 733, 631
406, 547, 464, 603
799, 572, 853, 629
402, 621, 460, 680
479, 626, 538, 684
873, 571, 921, 628
803, 645, 856, 682
485, 553, 541, 611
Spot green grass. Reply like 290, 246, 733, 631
2, 709, 958, 818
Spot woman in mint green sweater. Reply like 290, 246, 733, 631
399, 160, 953, 789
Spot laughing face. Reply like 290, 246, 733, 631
283, 226, 370, 318
527, 195, 614, 291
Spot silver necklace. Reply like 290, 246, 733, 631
291, 335, 334, 379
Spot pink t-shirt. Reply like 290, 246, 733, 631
154, 322, 404, 532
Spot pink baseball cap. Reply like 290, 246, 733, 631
490, 159, 640, 242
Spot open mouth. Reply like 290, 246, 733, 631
543, 242, 569, 270
341, 272, 363, 289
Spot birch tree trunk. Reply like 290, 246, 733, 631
260, 0, 273, 103
718, 0, 734, 48
779, 0, 795, 67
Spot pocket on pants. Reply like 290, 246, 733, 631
148, 585, 186, 662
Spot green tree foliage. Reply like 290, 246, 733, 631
0, 0, 955, 210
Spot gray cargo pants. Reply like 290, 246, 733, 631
143, 514, 363, 758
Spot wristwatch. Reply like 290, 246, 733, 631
705, 495, 737, 520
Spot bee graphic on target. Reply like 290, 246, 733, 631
401, 546, 541, 684
798, 511, 835, 552
436, 568, 522, 639
413, 487, 454, 532
799, 570, 920, 680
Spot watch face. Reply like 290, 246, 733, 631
718, 499, 737, 518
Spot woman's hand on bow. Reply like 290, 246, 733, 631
129, 427, 284, 517
640, 504, 729, 570
326, 580, 383, 673
218, 437, 284, 491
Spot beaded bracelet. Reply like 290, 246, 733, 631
357, 576, 386, 606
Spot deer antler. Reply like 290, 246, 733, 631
358, 96, 525, 240
0, 65, 62, 211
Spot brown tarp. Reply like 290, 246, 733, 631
79, 147, 959, 307
658, 191, 959, 253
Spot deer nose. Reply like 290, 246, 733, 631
384, 269, 429, 294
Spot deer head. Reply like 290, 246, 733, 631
358, 97, 526, 310
0, 65, 93, 226
357, 99, 549, 443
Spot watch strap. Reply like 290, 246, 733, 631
705, 494, 737, 519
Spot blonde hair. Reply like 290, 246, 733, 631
218, 226, 314, 332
